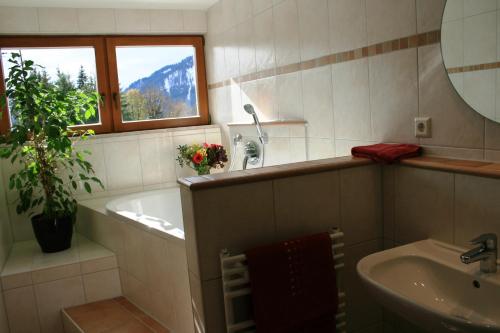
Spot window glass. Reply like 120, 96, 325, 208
115, 46, 199, 122
1, 47, 100, 125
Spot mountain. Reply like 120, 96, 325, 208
123, 56, 197, 107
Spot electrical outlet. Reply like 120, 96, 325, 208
415, 117, 431, 138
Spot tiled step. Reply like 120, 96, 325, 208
62, 297, 171, 333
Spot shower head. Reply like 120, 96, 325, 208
244, 104, 256, 115
242, 104, 268, 144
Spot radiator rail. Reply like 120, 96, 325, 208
220, 229, 346, 333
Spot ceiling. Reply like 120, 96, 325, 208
0, 0, 218, 10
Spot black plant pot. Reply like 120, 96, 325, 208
31, 214, 74, 253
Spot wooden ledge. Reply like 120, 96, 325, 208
400, 156, 500, 179
177, 156, 374, 190
227, 120, 307, 127
178, 155, 500, 191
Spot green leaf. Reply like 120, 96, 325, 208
84, 182, 91, 193
91, 177, 104, 189
1, 52, 101, 218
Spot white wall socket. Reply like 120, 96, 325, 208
415, 117, 431, 138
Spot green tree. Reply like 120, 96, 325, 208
86, 76, 96, 92
76, 65, 88, 90
168, 101, 193, 118
122, 89, 148, 121
78, 71, 98, 124
143, 88, 168, 119
31, 68, 52, 88
54, 68, 75, 94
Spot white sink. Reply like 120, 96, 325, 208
357, 239, 500, 333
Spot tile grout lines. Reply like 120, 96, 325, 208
208, 30, 441, 90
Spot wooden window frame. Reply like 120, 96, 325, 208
0, 35, 209, 135
106, 36, 209, 132
0, 36, 113, 134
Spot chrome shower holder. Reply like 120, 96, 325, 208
243, 140, 261, 169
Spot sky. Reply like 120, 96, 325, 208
1, 45, 195, 89
116, 46, 195, 88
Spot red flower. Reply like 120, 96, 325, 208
203, 143, 209, 148
192, 152, 204, 165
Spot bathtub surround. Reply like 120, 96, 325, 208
206, 0, 500, 162
77, 195, 194, 333
180, 157, 383, 333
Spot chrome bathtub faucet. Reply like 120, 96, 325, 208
460, 233, 497, 273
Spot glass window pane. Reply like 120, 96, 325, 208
116, 46, 199, 122
1, 47, 100, 126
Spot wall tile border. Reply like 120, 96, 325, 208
447, 61, 500, 74
208, 30, 441, 89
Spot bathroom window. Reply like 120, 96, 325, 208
0, 36, 209, 134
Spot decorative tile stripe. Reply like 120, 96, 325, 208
447, 61, 500, 74
208, 30, 441, 90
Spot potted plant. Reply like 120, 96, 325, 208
177, 143, 228, 176
0, 53, 103, 253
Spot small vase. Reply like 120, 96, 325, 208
197, 169, 210, 176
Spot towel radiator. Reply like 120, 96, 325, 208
220, 229, 347, 333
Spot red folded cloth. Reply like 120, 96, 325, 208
351, 143, 422, 164
245, 233, 338, 333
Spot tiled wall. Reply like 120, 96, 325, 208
182, 161, 500, 333
205, 0, 500, 162
383, 164, 500, 251
442, 0, 500, 122
0, 6, 207, 34
228, 122, 307, 169
0, 125, 222, 242
181, 164, 384, 333
0, 168, 12, 333
1, 236, 121, 333
382, 164, 500, 332
77, 205, 194, 333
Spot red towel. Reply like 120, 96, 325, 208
351, 143, 422, 164
245, 233, 338, 333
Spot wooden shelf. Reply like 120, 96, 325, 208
401, 156, 500, 179
227, 120, 306, 127
178, 155, 500, 191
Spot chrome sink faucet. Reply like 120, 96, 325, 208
460, 233, 497, 273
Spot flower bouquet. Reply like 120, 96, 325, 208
176, 143, 228, 176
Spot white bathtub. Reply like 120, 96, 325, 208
105, 187, 185, 240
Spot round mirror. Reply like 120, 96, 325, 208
441, 0, 500, 122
